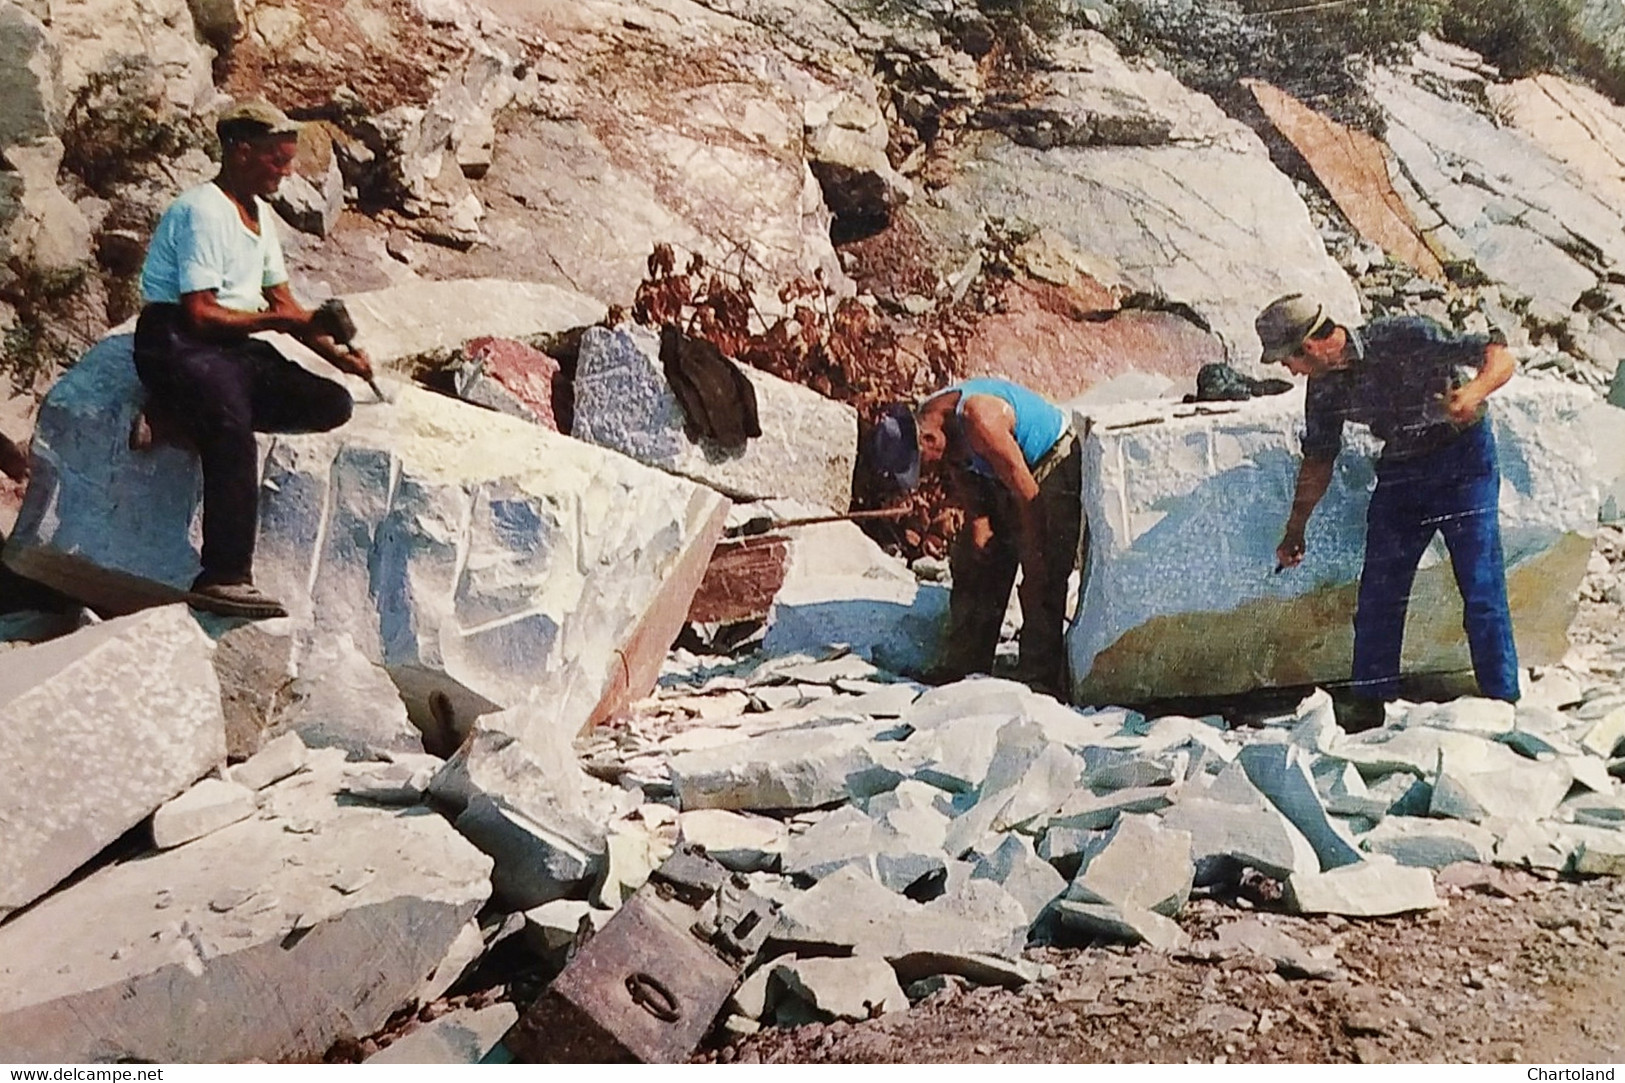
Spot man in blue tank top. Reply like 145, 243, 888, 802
867, 377, 1082, 698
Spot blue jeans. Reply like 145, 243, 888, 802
1351, 422, 1520, 702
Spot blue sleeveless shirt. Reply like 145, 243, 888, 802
929, 377, 1068, 478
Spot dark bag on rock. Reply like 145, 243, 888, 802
659, 325, 762, 449
1184, 362, 1293, 403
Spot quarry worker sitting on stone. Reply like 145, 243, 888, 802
867, 377, 1082, 698
132, 100, 374, 620
1259, 293, 1519, 731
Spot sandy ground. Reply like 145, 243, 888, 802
710, 872, 1625, 1064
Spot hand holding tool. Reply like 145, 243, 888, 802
312, 298, 388, 402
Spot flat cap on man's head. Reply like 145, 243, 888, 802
216, 100, 302, 142
864, 402, 921, 493
1256, 293, 1328, 363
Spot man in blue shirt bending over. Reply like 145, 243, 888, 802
135, 100, 374, 619
867, 378, 1083, 699
1258, 293, 1519, 730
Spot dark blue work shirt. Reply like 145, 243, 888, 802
1302, 315, 1496, 463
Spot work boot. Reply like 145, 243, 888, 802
186, 580, 288, 620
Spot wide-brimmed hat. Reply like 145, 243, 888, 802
1256, 293, 1329, 363
865, 402, 920, 492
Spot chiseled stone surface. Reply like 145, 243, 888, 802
573, 323, 858, 513
0, 605, 225, 918
3, 334, 729, 751
1069, 380, 1596, 704
0, 755, 492, 1063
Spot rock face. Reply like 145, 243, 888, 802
1069, 380, 1597, 704
0, 754, 492, 1064
0, 5, 57, 152
1484, 75, 1625, 220
41, 0, 214, 115
573, 324, 858, 513
961, 286, 1226, 406
0, 605, 225, 918
910, 30, 1359, 363
2, 138, 91, 278
402, 6, 850, 311
3, 332, 730, 747
273, 122, 346, 237
1371, 65, 1625, 336
1245, 79, 1444, 281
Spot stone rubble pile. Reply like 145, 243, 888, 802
0, 611, 495, 1063
572, 646, 1625, 1031
5, 581, 1620, 1060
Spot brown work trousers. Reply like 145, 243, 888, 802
940, 436, 1084, 698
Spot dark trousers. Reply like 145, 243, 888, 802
133, 304, 353, 586
942, 438, 1084, 697
1351, 421, 1520, 702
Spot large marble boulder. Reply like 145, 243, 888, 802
572, 323, 858, 513
3, 332, 729, 747
0, 752, 492, 1063
0, 605, 225, 919
1068, 379, 1598, 704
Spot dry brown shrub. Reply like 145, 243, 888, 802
621, 243, 978, 558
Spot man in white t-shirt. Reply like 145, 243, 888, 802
134, 100, 374, 619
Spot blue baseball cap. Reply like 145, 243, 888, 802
865, 402, 920, 492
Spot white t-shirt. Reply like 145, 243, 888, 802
139, 182, 289, 312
